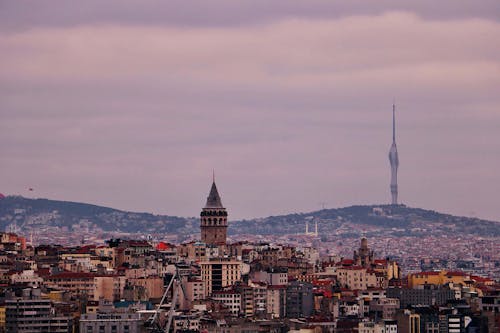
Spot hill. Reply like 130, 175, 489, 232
230, 204, 500, 238
0, 196, 195, 235
0, 196, 498, 239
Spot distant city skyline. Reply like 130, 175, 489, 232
1, 1, 499, 221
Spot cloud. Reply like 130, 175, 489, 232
1, 11, 499, 220
1, 0, 499, 32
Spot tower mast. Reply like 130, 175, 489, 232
388, 103, 399, 205
393, 103, 396, 143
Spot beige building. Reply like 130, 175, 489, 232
358, 320, 398, 333
95, 245, 115, 258
211, 289, 242, 315
60, 253, 92, 272
94, 276, 127, 301
46, 272, 97, 299
241, 282, 267, 318
358, 321, 386, 333
10, 270, 43, 287
200, 258, 242, 296
336, 267, 379, 290
177, 242, 208, 262
180, 277, 205, 310
127, 276, 164, 300
90, 255, 114, 271
266, 285, 286, 319
46, 273, 126, 301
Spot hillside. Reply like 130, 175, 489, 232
0, 196, 195, 235
230, 204, 500, 238
0, 196, 498, 238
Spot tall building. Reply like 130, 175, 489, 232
200, 179, 228, 245
286, 281, 313, 318
200, 258, 242, 296
388, 103, 399, 205
5, 288, 74, 333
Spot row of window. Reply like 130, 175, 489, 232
201, 218, 227, 224
85, 325, 129, 333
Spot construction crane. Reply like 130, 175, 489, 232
146, 265, 188, 333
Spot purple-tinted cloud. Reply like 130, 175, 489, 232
1, 8, 499, 221
0, 0, 499, 32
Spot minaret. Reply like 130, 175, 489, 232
388, 103, 399, 205
200, 177, 228, 245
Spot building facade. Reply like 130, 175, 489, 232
200, 258, 242, 296
5, 288, 73, 333
79, 313, 141, 333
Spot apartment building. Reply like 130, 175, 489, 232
5, 288, 73, 333
200, 258, 242, 296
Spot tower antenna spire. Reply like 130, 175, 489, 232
212, 169, 215, 183
392, 102, 396, 143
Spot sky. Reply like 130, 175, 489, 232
1, 1, 499, 221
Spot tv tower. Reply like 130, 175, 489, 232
388, 103, 399, 205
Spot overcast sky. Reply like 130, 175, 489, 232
1, 1, 499, 221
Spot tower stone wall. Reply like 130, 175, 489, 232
200, 181, 227, 245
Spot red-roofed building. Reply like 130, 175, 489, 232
339, 259, 355, 266
0, 232, 26, 251
156, 241, 170, 251
471, 275, 495, 286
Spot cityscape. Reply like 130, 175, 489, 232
0, 175, 498, 332
1, 1, 499, 333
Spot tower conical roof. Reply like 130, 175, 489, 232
205, 181, 223, 208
